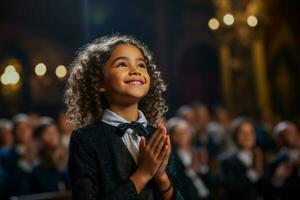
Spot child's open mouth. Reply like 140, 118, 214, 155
124, 79, 145, 85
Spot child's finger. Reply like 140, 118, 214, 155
165, 136, 171, 157
146, 125, 161, 146
157, 144, 168, 161
153, 135, 167, 156
148, 126, 163, 147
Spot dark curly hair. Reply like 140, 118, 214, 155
64, 34, 168, 129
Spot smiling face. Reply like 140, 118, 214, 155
100, 44, 151, 106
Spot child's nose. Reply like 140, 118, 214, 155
128, 66, 141, 75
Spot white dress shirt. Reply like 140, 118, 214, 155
101, 109, 147, 163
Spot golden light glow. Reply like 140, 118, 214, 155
223, 13, 234, 26
55, 65, 67, 78
247, 15, 258, 27
4, 65, 16, 73
1, 69, 20, 85
35, 63, 47, 76
208, 18, 220, 30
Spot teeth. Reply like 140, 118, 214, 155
128, 81, 142, 85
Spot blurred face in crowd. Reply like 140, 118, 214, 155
171, 123, 192, 149
280, 123, 299, 149
216, 108, 230, 125
195, 105, 210, 128
40, 124, 60, 148
0, 127, 14, 147
182, 111, 196, 128
15, 122, 33, 145
28, 112, 40, 127
236, 122, 256, 150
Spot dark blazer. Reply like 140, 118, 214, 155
220, 152, 261, 200
262, 150, 300, 200
31, 164, 70, 193
68, 121, 184, 200
174, 151, 210, 200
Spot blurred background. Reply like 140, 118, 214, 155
0, 0, 300, 199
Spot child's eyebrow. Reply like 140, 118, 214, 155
111, 57, 146, 65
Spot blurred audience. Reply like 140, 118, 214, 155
31, 118, 70, 193
0, 104, 299, 200
1, 114, 37, 198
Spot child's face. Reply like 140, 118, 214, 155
101, 44, 150, 105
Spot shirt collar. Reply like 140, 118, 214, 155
101, 108, 147, 128
237, 150, 253, 167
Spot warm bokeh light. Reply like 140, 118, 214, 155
223, 13, 235, 26
55, 65, 67, 78
35, 63, 47, 76
208, 18, 220, 30
247, 15, 258, 27
1, 70, 20, 85
4, 65, 17, 73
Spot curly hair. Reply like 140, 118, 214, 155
64, 34, 168, 129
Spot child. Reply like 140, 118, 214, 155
65, 34, 183, 200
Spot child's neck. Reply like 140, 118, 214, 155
109, 103, 139, 122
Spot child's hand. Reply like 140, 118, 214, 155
130, 125, 168, 193
154, 133, 171, 177
137, 125, 168, 180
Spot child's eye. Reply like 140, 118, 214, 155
138, 63, 147, 68
117, 62, 126, 67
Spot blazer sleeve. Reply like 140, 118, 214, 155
68, 129, 139, 200
68, 130, 101, 200
165, 149, 184, 200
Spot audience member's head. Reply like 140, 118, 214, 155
0, 119, 14, 148
34, 117, 61, 149
213, 105, 231, 125
167, 117, 192, 149
176, 105, 197, 128
274, 121, 299, 149
193, 102, 211, 129
12, 113, 33, 145
231, 117, 256, 150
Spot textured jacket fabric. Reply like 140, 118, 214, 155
68, 121, 184, 200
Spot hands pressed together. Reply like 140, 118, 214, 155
130, 125, 173, 196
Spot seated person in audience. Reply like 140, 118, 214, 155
254, 108, 278, 162
0, 119, 14, 199
31, 118, 70, 193
220, 117, 263, 200
0, 119, 14, 156
206, 105, 234, 156
176, 105, 198, 135
57, 111, 73, 148
262, 121, 300, 200
192, 103, 219, 160
167, 117, 210, 200
2, 114, 37, 198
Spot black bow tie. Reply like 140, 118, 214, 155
117, 122, 149, 137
